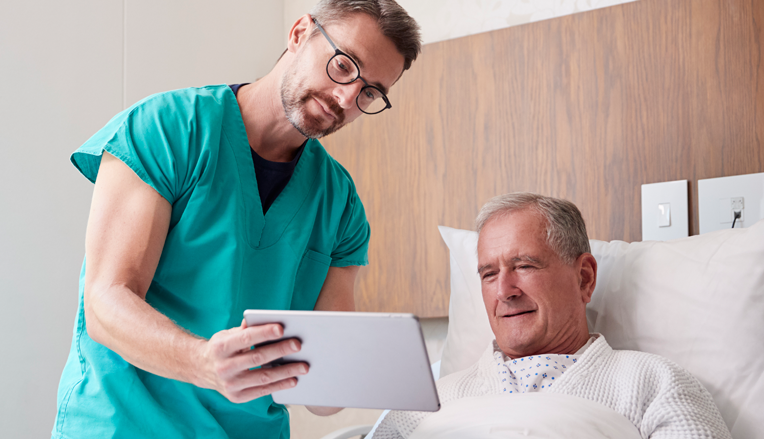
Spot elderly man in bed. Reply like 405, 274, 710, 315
373, 193, 732, 439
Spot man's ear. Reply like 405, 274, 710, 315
577, 253, 597, 304
287, 14, 314, 54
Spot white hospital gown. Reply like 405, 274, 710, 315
371, 334, 731, 439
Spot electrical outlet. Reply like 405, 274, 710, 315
731, 197, 744, 212
731, 196, 744, 224
719, 197, 745, 223
699, 172, 764, 234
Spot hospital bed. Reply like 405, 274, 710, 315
323, 218, 764, 438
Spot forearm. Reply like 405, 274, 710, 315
306, 405, 343, 416
85, 283, 205, 386
83, 152, 306, 403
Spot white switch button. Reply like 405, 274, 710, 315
641, 180, 688, 241
657, 203, 671, 227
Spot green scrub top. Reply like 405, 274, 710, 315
52, 85, 370, 439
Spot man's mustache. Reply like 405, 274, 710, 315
301, 91, 345, 122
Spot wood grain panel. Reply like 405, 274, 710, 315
324, 0, 764, 317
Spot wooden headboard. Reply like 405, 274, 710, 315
322, 0, 764, 317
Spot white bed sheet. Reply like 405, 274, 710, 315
409, 393, 642, 439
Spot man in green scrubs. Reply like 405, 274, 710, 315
52, 1, 421, 438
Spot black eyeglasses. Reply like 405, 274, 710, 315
313, 19, 392, 115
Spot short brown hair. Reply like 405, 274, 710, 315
310, 0, 422, 72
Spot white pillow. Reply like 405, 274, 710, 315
438, 221, 764, 439
438, 226, 492, 378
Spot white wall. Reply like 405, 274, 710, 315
285, 0, 638, 46
0, 1, 284, 436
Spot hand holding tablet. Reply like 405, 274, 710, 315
193, 319, 308, 403
244, 310, 441, 411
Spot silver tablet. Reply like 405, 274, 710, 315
243, 310, 440, 412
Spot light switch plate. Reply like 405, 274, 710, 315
698, 172, 764, 234
641, 180, 689, 241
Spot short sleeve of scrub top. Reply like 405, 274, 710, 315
54, 85, 370, 439
71, 89, 196, 204
328, 166, 371, 267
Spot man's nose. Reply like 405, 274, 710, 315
496, 271, 522, 301
333, 80, 363, 110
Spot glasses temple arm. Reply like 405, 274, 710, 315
312, 18, 340, 53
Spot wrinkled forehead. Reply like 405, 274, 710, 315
477, 210, 553, 259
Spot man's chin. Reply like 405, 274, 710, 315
287, 111, 344, 139
493, 324, 540, 357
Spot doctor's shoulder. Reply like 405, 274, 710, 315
72, 85, 231, 203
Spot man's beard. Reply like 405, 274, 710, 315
281, 68, 346, 139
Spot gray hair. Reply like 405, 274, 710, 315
476, 193, 591, 265
310, 0, 422, 72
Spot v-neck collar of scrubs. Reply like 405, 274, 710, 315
222, 86, 326, 249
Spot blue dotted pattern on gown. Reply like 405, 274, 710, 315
494, 352, 580, 394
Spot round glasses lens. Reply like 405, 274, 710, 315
327, 53, 358, 84
357, 86, 387, 114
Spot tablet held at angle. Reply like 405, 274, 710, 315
243, 310, 440, 412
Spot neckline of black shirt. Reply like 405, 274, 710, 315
229, 83, 307, 214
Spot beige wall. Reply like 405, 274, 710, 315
122, 1, 284, 107
0, 1, 284, 437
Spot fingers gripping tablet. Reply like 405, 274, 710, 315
244, 310, 440, 411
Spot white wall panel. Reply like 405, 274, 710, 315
284, 0, 639, 46
400, 0, 639, 43
0, 2, 123, 437
125, 0, 285, 107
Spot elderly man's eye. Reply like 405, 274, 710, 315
481, 272, 497, 280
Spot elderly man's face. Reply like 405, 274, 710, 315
281, 13, 405, 138
477, 208, 595, 358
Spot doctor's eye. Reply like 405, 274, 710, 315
332, 55, 355, 75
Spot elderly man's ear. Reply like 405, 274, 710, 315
577, 253, 598, 304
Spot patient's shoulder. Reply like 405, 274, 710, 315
604, 350, 730, 438
562, 336, 708, 398
578, 339, 712, 405
607, 348, 697, 381
582, 336, 694, 379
